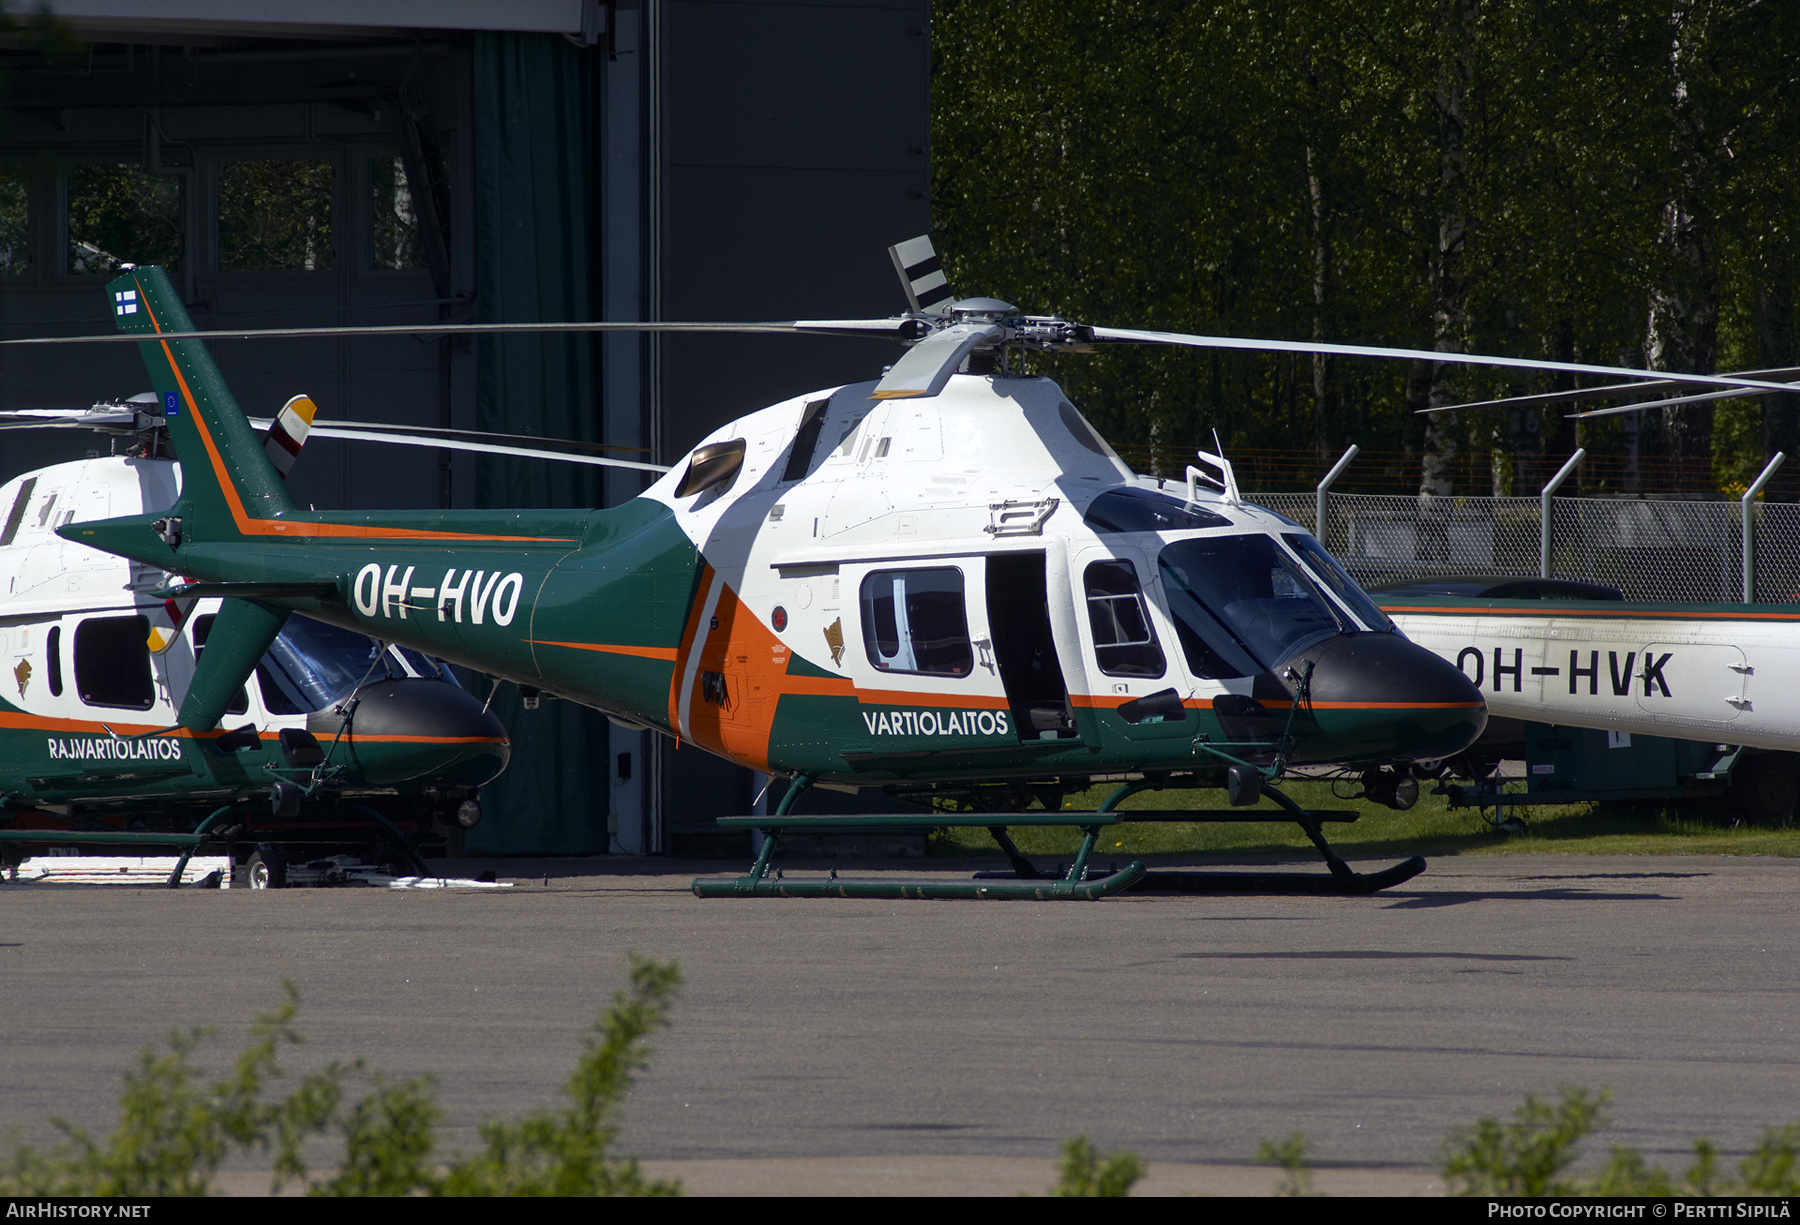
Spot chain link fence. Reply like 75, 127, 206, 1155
1250, 490, 1800, 603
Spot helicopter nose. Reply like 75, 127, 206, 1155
307, 678, 512, 786
1277, 631, 1486, 764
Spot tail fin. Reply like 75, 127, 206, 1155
107, 266, 294, 534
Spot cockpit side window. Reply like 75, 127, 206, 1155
1083, 560, 1165, 678
859, 568, 973, 677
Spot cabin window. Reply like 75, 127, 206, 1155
859, 568, 973, 677
74, 616, 154, 710
45, 625, 61, 697
1084, 560, 1165, 678
190, 614, 250, 716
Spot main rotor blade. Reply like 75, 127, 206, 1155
0, 409, 137, 431
296, 424, 672, 473
302, 420, 656, 455
0, 318, 914, 347
872, 322, 1003, 399
1432, 365, 1800, 414
1566, 381, 1800, 420
1085, 327, 1800, 402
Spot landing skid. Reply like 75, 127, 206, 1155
1139, 856, 1427, 896
692, 777, 1424, 900
1071, 777, 1427, 896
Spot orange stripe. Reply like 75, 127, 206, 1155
777, 674, 857, 697
1068, 693, 1483, 712
1, 712, 202, 737
140, 280, 573, 545
1307, 700, 1485, 709
851, 685, 1009, 708
344, 734, 510, 744
533, 640, 679, 662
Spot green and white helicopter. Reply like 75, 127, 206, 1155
0, 396, 513, 885
24, 240, 1793, 896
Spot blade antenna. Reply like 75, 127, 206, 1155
1189, 430, 1242, 506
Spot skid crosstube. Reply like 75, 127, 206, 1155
692, 813, 1143, 901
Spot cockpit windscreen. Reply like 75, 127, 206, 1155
1158, 535, 1341, 676
257, 616, 454, 715
1083, 487, 1230, 534
1283, 533, 1394, 632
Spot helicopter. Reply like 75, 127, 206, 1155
33, 240, 1794, 892
0, 401, 514, 885
1358, 371, 1800, 820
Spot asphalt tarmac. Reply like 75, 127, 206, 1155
1, 850, 1796, 1196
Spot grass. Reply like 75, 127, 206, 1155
926, 777, 1800, 861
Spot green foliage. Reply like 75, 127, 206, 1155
1444, 1087, 1800, 1197
1257, 1132, 1320, 1197
312, 1074, 441, 1197
0, 958, 683, 1198
66, 165, 183, 275
1441, 1086, 1609, 1196
1049, 1135, 1144, 1197
1738, 1123, 1800, 1196
218, 159, 334, 272
933, 0, 1800, 494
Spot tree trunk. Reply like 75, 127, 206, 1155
1643, 0, 1719, 495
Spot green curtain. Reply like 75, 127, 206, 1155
469, 31, 609, 855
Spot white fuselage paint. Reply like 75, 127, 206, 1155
1390, 607, 1800, 752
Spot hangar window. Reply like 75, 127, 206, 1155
369, 156, 426, 271
0, 167, 27, 276
67, 165, 183, 274
218, 159, 333, 271
74, 615, 154, 710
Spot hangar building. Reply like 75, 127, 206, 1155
0, 0, 930, 854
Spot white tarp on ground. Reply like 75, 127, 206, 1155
6, 856, 233, 886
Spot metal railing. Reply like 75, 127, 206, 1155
1252, 449, 1796, 603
